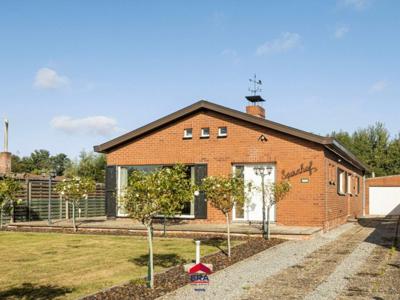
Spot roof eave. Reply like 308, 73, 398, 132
325, 140, 369, 172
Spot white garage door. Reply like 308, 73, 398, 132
369, 187, 400, 215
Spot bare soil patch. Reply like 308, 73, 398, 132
81, 237, 283, 300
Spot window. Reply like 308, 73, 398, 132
347, 174, 352, 195
117, 165, 195, 217
355, 176, 360, 195
337, 168, 346, 195
218, 126, 227, 137
183, 128, 192, 139
201, 127, 210, 138
233, 165, 244, 219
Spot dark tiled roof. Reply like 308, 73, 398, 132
94, 100, 368, 172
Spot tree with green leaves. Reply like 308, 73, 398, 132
0, 176, 22, 228
201, 175, 249, 257
121, 165, 195, 289
264, 181, 291, 239
11, 150, 70, 176
331, 122, 394, 177
64, 151, 106, 182
55, 177, 96, 232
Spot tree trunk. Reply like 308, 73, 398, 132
226, 212, 231, 257
0, 208, 3, 229
163, 216, 166, 236
72, 202, 77, 232
146, 224, 154, 288
10, 202, 14, 224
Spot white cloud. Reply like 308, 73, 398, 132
34, 67, 70, 89
334, 25, 349, 39
369, 80, 389, 93
256, 32, 302, 56
221, 49, 240, 64
51, 115, 119, 136
340, 0, 371, 10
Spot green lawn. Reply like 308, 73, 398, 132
0, 231, 231, 300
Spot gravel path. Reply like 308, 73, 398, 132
242, 225, 374, 300
159, 223, 354, 300
304, 239, 376, 300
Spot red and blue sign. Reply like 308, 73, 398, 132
188, 263, 212, 292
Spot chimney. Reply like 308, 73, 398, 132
245, 95, 266, 118
0, 118, 11, 174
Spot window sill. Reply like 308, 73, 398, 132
200, 136, 210, 139
183, 137, 192, 140
217, 135, 227, 139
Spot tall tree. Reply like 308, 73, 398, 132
50, 153, 71, 176
387, 135, 400, 175
332, 122, 392, 177
65, 151, 106, 182
11, 150, 70, 176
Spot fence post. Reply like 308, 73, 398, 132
59, 195, 63, 220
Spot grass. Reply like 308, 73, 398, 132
0, 231, 235, 300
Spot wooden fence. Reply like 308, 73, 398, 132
0, 179, 105, 226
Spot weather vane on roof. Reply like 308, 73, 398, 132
248, 74, 262, 96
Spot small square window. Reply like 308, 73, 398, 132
218, 126, 227, 137
201, 128, 210, 138
183, 128, 192, 139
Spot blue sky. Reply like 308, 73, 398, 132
0, 0, 399, 158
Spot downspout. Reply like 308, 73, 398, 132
362, 173, 366, 216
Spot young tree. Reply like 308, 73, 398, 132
121, 165, 195, 289
201, 175, 248, 257
55, 177, 96, 232
264, 181, 291, 239
0, 176, 22, 228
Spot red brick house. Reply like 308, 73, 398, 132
94, 99, 368, 230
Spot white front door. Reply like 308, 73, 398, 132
233, 164, 276, 222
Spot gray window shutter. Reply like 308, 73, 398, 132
194, 164, 207, 219
105, 166, 117, 218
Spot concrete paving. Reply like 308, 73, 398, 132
9, 217, 321, 239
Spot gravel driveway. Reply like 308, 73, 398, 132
160, 217, 399, 300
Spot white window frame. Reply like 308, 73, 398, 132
347, 174, 352, 195
201, 127, 210, 138
183, 128, 193, 139
218, 126, 227, 137
338, 169, 346, 195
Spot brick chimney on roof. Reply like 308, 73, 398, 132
245, 95, 266, 118
0, 118, 11, 174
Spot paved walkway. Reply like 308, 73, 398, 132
9, 217, 321, 239
159, 217, 399, 300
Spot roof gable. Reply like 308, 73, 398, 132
94, 100, 368, 171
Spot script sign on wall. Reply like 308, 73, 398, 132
282, 161, 317, 180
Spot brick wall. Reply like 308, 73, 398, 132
324, 150, 364, 230
106, 109, 363, 228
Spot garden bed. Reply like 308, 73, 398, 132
82, 237, 284, 300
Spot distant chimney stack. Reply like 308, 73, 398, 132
245, 95, 266, 118
0, 118, 11, 174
